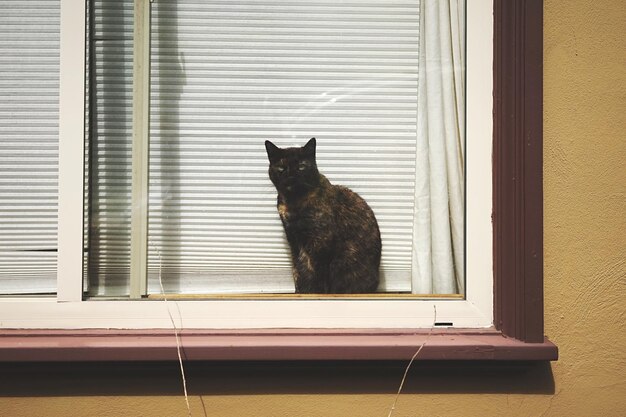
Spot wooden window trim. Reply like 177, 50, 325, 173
0, 329, 556, 362
0, 0, 557, 362
493, 0, 546, 343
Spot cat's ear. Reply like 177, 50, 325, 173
265, 140, 280, 161
303, 137, 316, 157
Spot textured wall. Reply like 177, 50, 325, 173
542, 0, 626, 414
1, 0, 625, 416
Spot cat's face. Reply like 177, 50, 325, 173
265, 138, 319, 196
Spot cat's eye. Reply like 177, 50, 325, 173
298, 163, 307, 171
276, 166, 285, 173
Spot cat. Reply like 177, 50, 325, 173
265, 137, 382, 294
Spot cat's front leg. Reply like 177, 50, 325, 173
294, 246, 329, 294
293, 247, 327, 294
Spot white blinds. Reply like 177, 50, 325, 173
0, 0, 60, 294
88, 0, 134, 295
90, 0, 420, 295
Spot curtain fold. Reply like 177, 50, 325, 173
412, 0, 465, 294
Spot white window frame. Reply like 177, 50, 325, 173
0, 0, 493, 330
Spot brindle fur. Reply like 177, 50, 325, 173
265, 138, 381, 293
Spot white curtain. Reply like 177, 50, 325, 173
412, 0, 465, 294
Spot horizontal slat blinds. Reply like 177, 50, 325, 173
0, 0, 60, 294
148, 0, 419, 294
90, 0, 420, 295
88, 0, 134, 295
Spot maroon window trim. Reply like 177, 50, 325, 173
0, 0, 557, 362
493, 0, 545, 343
0, 329, 556, 362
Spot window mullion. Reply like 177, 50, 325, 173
57, 0, 87, 302
130, 0, 152, 299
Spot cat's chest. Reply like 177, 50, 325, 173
278, 201, 330, 230
278, 202, 290, 222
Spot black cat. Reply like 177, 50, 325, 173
265, 138, 381, 294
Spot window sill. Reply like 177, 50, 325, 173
0, 329, 557, 362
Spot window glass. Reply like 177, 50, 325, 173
86, 0, 465, 297
0, 0, 60, 294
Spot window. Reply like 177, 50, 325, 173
0, 0, 60, 294
0, 0, 557, 361
87, 0, 467, 298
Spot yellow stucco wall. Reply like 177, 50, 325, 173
1, 1, 625, 416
